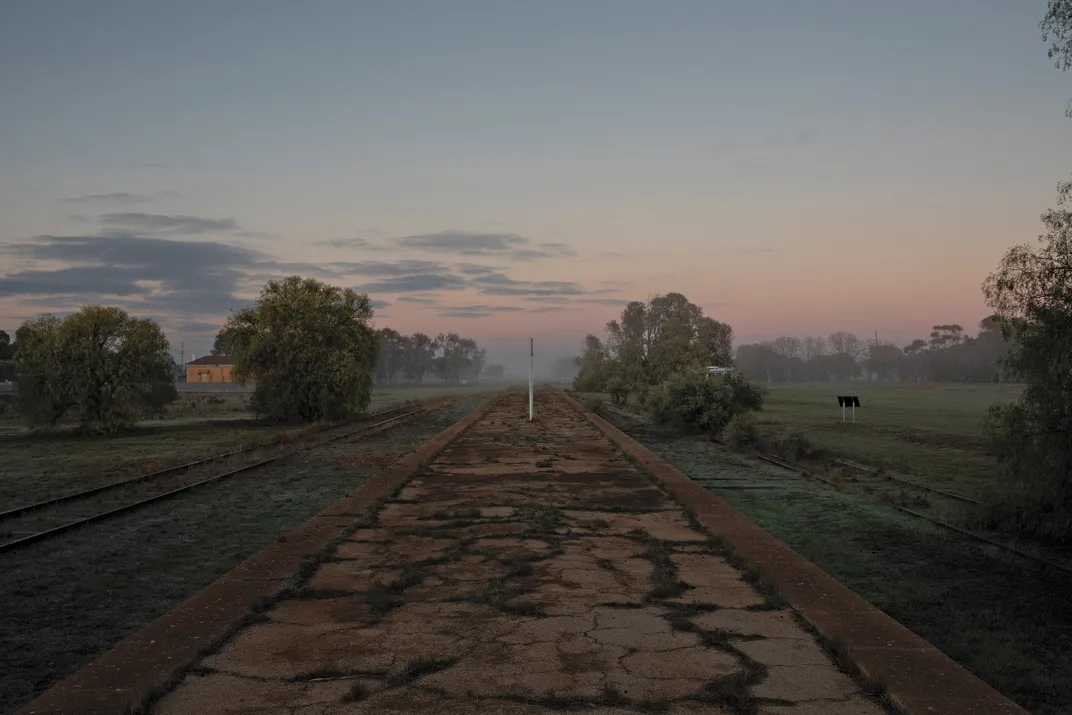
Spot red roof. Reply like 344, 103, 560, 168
186, 355, 234, 366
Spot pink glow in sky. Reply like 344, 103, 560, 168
1, 1, 1068, 372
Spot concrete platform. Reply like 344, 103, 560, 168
17, 389, 1027, 715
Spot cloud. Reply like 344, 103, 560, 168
442, 304, 524, 313
57, 191, 183, 204
438, 311, 492, 319
397, 295, 437, 304
455, 263, 498, 275
315, 237, 389, 250
0, 233, 263, 315
472, 273, 587, 297
355, 274, 467, 293
370, 300, 391, 309
524, 295, 630, 306
174, 320, 223, 334
336, 260, 448, 277
100, 213, 240, 234
395, 230, 575, 260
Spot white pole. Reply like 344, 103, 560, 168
528, 337, 534, 421
841, 402, 845, 423
852, 403, 856, 424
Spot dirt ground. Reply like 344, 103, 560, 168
149, 390, 886, 715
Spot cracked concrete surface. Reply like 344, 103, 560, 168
152, 390, 888, 715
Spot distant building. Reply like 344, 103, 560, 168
186, 355, 235, 383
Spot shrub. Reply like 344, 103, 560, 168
773, 428, 824, 461
584, 397, 606, 415
723, 412, 765, 450
634, 384, 650, 408
650, 368, 764, 435
607, 377, 630, 406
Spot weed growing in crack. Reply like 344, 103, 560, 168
432, 507, 482, 520
504, 557, 535, 578
502, 687, 671, 712
804, 632, 901, 712
290, 666, 346, 682
295, 587, 357, 601
510, 502, 564, 532
341, 681, 370, 702
693, 668, 762, 715
387, 656, 458, 685
448, 577, 546, 617
366, 583, 405, 616
600, 683, 627, 705
641, 539, 689, 601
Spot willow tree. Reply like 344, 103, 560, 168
14, 306, 176, 434
226, 276, 379, 421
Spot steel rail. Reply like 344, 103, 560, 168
0, 405, 409, 521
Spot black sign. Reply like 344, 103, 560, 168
837, 396, 860, 407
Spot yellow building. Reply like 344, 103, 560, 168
185, 355, 235, 383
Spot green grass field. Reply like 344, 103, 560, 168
581, 381, 1023, 500
761, 382, 1023, 497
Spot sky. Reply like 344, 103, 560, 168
1, 0, 1069, 375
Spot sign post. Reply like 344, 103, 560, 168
837, 395, 860, 423
528, 338, 534, 422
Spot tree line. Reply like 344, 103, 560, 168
214, 324, 503, 387
733, 317, 1017, 384
370, 329, 503, 386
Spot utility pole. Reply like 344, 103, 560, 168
528, 337, 534, 422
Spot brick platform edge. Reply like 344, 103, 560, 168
15, 391, 506, 715
561, 391, 1028, 715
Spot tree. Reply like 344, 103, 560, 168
573, 334, 610, 391
772, 336, 802, 381
550, 356, 581, 381
225, 276, 378, 421
801, 336, 825, 363
598, 293, 732, 388
14, 306, 176, 434
980, 188, 1072, 537
827, 331, 862, 359
401, 332, 437, 384
374, 328, 404, 385
0, 330, 11, 361
866, 342, 903, 382
735, 343, 782, 383
211, 327, 236, 356
484, 364, 506, 379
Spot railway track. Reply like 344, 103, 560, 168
0, 403, 436, 553
599, 402, 1072, 578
